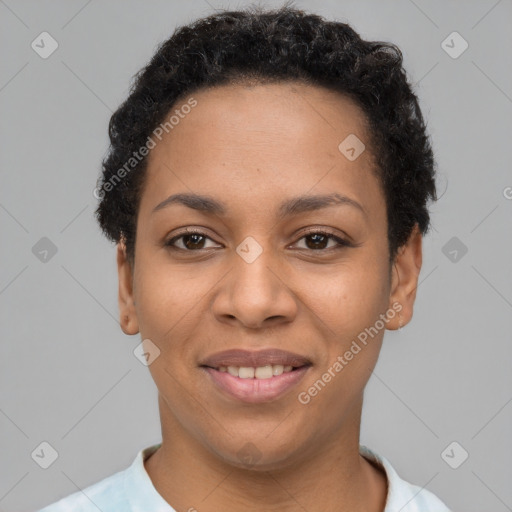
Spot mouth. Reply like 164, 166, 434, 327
199, 348, 312, 403
204, 364, 302, 379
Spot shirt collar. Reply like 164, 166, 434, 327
359, 444, 434, 511
123, 443, 174, 511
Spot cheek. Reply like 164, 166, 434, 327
303, 258, 389, 337
296, 270, 387, 425
134, 261, 203, 336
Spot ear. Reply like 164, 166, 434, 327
117, 241, 139, 335
387, 223, 423, 330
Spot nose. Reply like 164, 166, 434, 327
211, 245, 298, 330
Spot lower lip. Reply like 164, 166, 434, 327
202, 366, 310, 403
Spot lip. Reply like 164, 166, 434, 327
200, 348, 311, 368
199, 348, 312, 404
202, 365, 311, 403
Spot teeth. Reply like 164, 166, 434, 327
272, 364, 284, 376
255, 365, 273, 379
239, 367, 255, 379
221, 364, 296, 379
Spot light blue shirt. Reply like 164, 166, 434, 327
37, 443, 452, 511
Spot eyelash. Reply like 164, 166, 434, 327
164, 228, 352, 253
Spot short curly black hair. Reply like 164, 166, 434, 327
95, 2, 437, 268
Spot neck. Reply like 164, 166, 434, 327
144, 394, 387, 512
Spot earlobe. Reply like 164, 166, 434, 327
117, 241, 140, 335
387, 224, 423, 331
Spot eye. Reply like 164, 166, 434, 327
165, 229, 221, 251
293, 230, 351, 251
164, 228, 352, 252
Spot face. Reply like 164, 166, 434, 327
117, 82, 422, 470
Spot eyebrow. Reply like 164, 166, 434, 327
152, 192, 367, 219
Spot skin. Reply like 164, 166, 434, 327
117, 82, 423, 512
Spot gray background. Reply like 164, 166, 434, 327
1, 0, 511, 511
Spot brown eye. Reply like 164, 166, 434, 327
165, 231, 220, 251
304, 233, 330, 250
180, 234, 206, 250
295, 231, 350, 251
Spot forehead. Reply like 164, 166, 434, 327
140, 82, 384, 223
168, 82, 371, 152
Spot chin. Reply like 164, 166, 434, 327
207, 430, 309, 472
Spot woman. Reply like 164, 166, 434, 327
38, 4, 452, 511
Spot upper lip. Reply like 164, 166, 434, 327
200, 349, 312, 368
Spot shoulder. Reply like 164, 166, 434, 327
36, 468, 128, 512
36, 464, 130, 511
360, 445, 452, 512
35, 444, 165, 512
